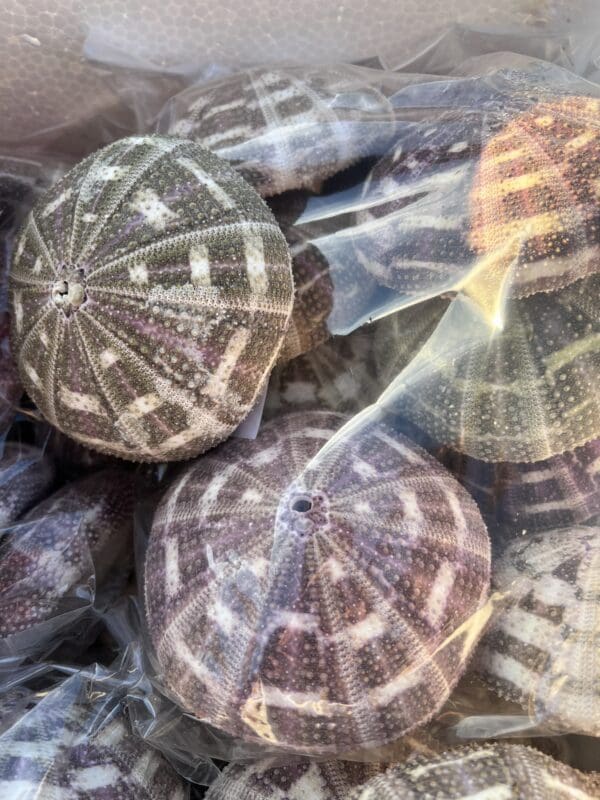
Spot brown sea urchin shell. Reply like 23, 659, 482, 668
9, 135, 293, 462
0, 442, 55, 527
159, 65, 399, 197
349, 744, 600, 799
0, 468, 135, 648
205, 758, 384, 800
476, 526, 600, 736
470, 96, 600, 299
144, 410, 490, 755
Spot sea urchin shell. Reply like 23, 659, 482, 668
9, 135, 293, 462
144, 410, 490, 755
0, 442, 55, 527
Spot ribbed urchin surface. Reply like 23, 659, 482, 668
264, 327, 379, 421
145, 410, 490, 755
349, 744, 600, 799
159, 65, 399, 197
439, 439, 600, 534
390, 276, 600, 462
0, 679, 186, 800
9, 135, 293, 462
0, 468, 136, 644
0, 441, 55, 527
0, 311, 21, 433
476, 526, 600, 736
205, 758, 384, 800
470, 96, 600, 299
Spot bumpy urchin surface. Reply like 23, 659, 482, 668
0, 442, 55, 527
0, 679, 186, 799
159, 65, 399, 197
470, 96, 600, 299
264, 327, 379, 421
389, 275, 600, 462
477, 526, 600, 736
0, 312, 21, 433
145, 410, 490, 755
205, 758, 384, 800
0, 468, 136, 644
9, 135, 293, 462
349, 744, 600, 799
439, 438, 600, 534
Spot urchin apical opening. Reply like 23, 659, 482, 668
51, 268, 87, 316
291, 495, 313, 513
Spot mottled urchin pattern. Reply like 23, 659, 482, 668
159, 65, 399, 197
145, 410, 490, 755
349, 744, 600, 799
0, 468, 136, 647
0, 441, 55, 527
390, 276, 600, 462
205, 758, 384, 800
0, 678, 186, 799
9, 135, 293, 462
476, 526, 600, 736
470, 96, 600, 298
439, 438, 600, 534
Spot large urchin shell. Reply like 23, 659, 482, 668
389, 276, 600, 462
0, 442, 55, 527
476, 526, 600, 736
0, 468, 136, 649
438, 439, 600, 534
144, 410, 490, 755
205, 758, 384, 800
9, 135, 293, 462
0, 679, 186, 800
158, 65, 399, 197
349, 744, 600, 799
470, 96, 600, 299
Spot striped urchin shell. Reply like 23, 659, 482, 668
0, 680, 186, 800
0, 468, 135, 645
159, 65, 399, 197
144, 410, 490, 755
439, 438, 600, 534
0, 312, 21, 432
264, 327, 379, 422
349, 744, 600, 800
470, 96, 600, 299
0, 442, 55, 527
476, 526, 600, 736
205, 758, 384, 800
390, 276, 600, 462
9, 135, 293, 462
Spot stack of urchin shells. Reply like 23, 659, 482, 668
1, 59, 599, 800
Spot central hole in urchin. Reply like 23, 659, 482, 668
291, 496, 313, 513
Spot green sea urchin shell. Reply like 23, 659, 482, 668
9, 135, 293, 462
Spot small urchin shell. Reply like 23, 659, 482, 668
205, 758, 384, 800
9, 135, 293, 462
349, 744, 600, 800
0, 468, 136, 647
0, 678, 186, 800
159, 65, 399, 197
390, 276, 600, 462
438, 439, 600, 534
470, 96, 600, 299
0, 441, 55, 527
145, 410, 490, 755
476, 526, 600, 736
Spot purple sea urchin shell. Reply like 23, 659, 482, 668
0, 442, 55, 527
159, 65, 399, 197
476, 526, 600, 736
349, 744, 600, 799
144, 410, 490, 755
205, 758, 384, 800
0, 678, 186, 800
0, 468, 135, 647
439, 439, 600, 534
9, 135, 293, 462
